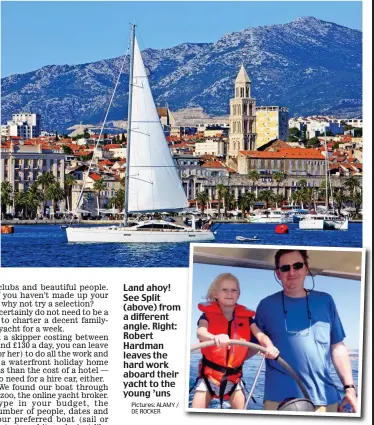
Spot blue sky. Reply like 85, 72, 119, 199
190, 262, 363, 349
1, 1, 363, 77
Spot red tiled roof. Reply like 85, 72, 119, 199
89, 173, 102, 181
202, 161, 225, 168
104, 144, 122, 150
239, 148, 325, 160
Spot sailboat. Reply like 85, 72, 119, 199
298, 132, 348, 231
66, 26, 215, 243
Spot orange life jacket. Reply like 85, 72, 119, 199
197, 302, 255, 404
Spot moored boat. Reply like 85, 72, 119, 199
248, 210, 291, 224
66, 26, 214, 243
299, 214, 348, 230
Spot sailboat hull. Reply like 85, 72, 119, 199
66, 226, 215, 243
299, 217, 348, 230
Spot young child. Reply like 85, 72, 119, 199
191, 273, 279, 409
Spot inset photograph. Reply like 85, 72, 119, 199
186, 245, 364, 416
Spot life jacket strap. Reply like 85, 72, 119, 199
201, 356, 243, 376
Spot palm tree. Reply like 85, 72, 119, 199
37, 171, 55, 215
318, 179, 331, 208
64, 174, 77, 212
247, 170, 260, 197
24, 183, 43, 218
215, 184, 228, 219
224, 191, 236, 215
14, 191, 26, 218
46, 182, 65, 217
343, 175, 362, 198
195, 191, 210, 215
272, 171, 285, 195
298, 178, 308, 189
108, 188, 126, 218
93, 179, 107, 216
352, 191, 362, 217
333, 189, 347, 216
258, 190, 275, 209
303, 187, 315, 211
274, 193, 286, 209
1, 181, 13, 218
291, 190, 304, 209
239, 192, 256, 216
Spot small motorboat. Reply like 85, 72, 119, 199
236, 236, 261, 242
60, 224, 69, 229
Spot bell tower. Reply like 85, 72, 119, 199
228, 64, 256, 157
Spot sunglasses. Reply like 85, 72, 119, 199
278, 262, 304, 273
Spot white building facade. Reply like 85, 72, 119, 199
1, 113, 41, 139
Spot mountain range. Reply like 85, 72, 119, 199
1, 17, 362, 132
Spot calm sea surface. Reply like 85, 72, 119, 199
188, 351, 360, 410
1, 222, 362, 267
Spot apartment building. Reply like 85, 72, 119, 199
255, 106, 289, 147
1, 113, 41, 139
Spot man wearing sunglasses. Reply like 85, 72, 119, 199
254, 249, 358, 413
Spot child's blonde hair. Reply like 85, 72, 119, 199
206, 273, 240, 302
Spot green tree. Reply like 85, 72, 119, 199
224, 191, 236, 215
288, 127, 301, 142
108, 188, 126, 218
215, 184, 228, 219
333, 189, 347, 216
62, 145, 74, 155
274, 193, 286, 209
239, 191, 256, 215
354, 128, 362, 137
46, 182, 65, 216
318, 179, 331, 206
93, 179, 107, 216
303, 187, 315, 211
298, 178, 308, 189
247, 170, 260, 197
306, 137, 321, 148
55, 131, 59, 142
258, 190, 275, 209
37, 171, 55, 215
1, 181, 13, 218
195, 191, 210, 215
343, 175, 361, 198
24, 183, 43, 218
14, 191, 26, 218
64, 174, 77, 212
291, 190, 305, 209
352, 191, 362, 217
272, 171, 285, 195
83, 128, 91, 139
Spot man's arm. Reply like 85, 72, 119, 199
330, 341, 358, 413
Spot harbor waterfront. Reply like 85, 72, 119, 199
1, 222, 362, 267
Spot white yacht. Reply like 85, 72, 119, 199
66, 26, 214, 243
248, 210, 292, 224
299, 214, 349, 230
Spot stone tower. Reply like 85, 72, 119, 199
228, 64, 256, 157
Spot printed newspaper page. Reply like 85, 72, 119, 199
0, 0, 372, 424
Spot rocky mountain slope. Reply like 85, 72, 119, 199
1, 17, 362, 131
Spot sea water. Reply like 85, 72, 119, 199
1, 222, 362, 267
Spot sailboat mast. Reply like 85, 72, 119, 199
123, 24, 136, 226
323, 129, 329, 210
